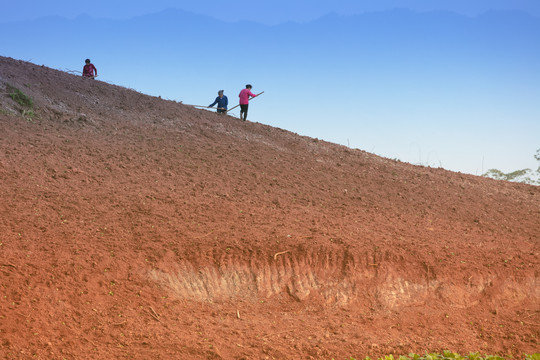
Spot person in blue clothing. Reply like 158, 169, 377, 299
208, 90, 228, 114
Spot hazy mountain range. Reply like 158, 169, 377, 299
4, 9, 539, 57
2, 0, 540, 24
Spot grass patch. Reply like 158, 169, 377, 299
22, 109, 36, 122
348, 352, 540, 360
7, 85, 34, 108
4, 84, 36, 121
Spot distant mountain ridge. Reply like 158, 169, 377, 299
1, 0, 540, 24
3, 8, 539, 45
2, 8, 538, 71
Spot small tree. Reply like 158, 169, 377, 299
483, 149, 540, 185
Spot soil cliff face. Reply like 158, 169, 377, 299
1, 56, 538, 359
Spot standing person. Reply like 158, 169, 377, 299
238, 84, 257, 121
82, 59, 97, 79
208, 90, 228, 114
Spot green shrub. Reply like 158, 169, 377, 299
346, 353, 540, 360
7, 85, 34, 108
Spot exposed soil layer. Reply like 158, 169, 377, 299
0, 57, 539, 359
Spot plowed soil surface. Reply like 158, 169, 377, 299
1, 57, 539, 359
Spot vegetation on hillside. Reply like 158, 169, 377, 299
483, 149, 540, 185
5, 84, 35, 120
349, 352, 540, 360
7, 84, 33, 108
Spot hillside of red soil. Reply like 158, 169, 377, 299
0, 56, 539, 359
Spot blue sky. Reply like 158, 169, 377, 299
2, 1, 539, 176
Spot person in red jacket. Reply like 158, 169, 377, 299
82, 59, 97, 79
238, 84, 257, 121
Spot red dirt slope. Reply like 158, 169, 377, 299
0, 57, 539, 359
